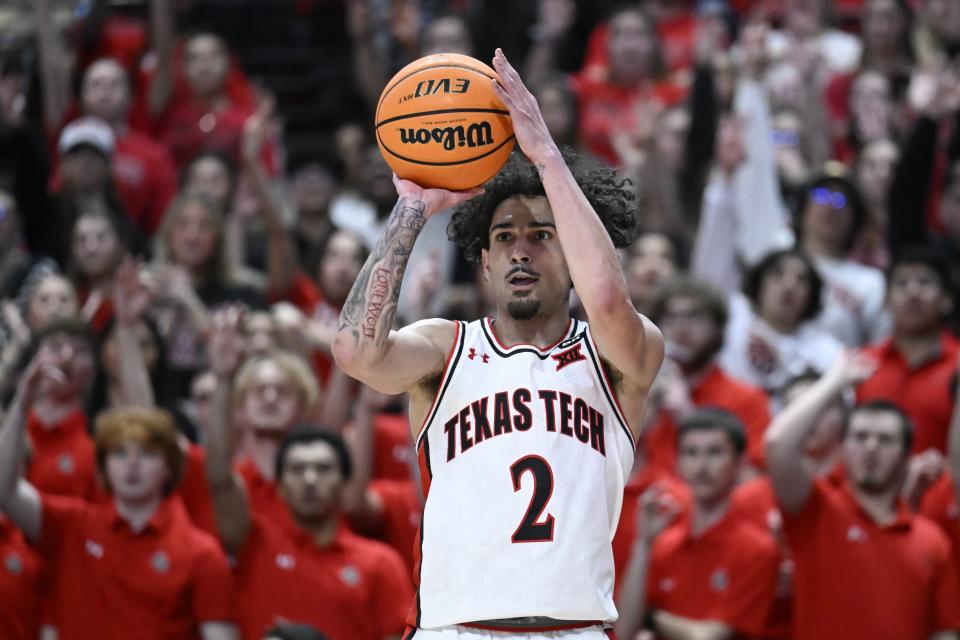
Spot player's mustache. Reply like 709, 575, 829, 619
506, 267, 540, 280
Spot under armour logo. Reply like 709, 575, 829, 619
276, 554, 296, 570
467, 348, 490, 363
659, 578, 676, 592
552, 345, 586, 371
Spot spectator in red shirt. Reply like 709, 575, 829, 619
144, 0, 263, 170
571, 5, 686, 166
857, 247, 958, 454
204, 314, 412, 640
22, 317, 103, 502
0, 378, 238, 640
616, 408, 781, 640
35, 0, 176, 238
765, 350, 960, 640
644, 276, 772, 473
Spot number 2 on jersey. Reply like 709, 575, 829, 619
510, 455, 555, 543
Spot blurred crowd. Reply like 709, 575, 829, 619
0, 0, 960, 638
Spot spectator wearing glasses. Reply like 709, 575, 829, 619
794, 167, 890, 347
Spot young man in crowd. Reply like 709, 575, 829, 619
645, 276, 772, 473
765, 351, 960, 640
857, 247, 958, 455
205, 312, 412, 640
0, 361, 238, 639
616, 409, 780, 640
20, 317, 102, 502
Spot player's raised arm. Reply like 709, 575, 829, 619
490, 49, 664, 419
333, 178, 482, 394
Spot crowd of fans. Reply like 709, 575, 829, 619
0, 0, 959, 638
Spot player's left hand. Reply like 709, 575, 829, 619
491, 48, 558, 164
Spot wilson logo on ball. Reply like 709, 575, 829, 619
399, 78, 472, 104
398, 122, 494, 150
375, 53, 515, 190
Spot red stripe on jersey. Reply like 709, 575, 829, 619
417, 445, 432, 497
405, 523, 424, 629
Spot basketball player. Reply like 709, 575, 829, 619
332, 49, 664, 638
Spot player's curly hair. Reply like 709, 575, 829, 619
447, 148, 638, 263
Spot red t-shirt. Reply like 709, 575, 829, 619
611, 466, 692, 596
0, 517, 44, 640
920, 472, 960, 577
644, 364, 773, 475
38, 494, 236, 640
646, 508, 781, 637
372, 413, 415, 482
365, 479, 422, 572
857, 332, 959, 454
572, 72, 687, 167
782, 478, 960, 640
113, 130, 177, 236
27, 409, 103, 502
234, 517, 412, 640
236, 458, 292, 526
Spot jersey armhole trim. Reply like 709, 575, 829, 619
582, 329, 637, 452
415, 320, 465, 447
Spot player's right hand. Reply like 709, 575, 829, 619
393, 173, 484, 218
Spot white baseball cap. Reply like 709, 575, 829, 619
58, 116, 115, 157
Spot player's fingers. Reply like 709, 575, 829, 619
491, 79, 516, 109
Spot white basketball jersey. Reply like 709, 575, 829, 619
411, 317, 636, 628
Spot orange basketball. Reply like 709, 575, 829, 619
375, 53, 515, 191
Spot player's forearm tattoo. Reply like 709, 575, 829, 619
339, 198, 426, 348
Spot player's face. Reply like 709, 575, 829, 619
886, 263, 951, 333
677, 429, 740, 506
660, 296, 719, 369
843, 410, 908, 493
482, 195, 570, 321
81, 59, 130, 122
242, 361, 304, 433
105, 441, 170, 502
279, 442, 343, 522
